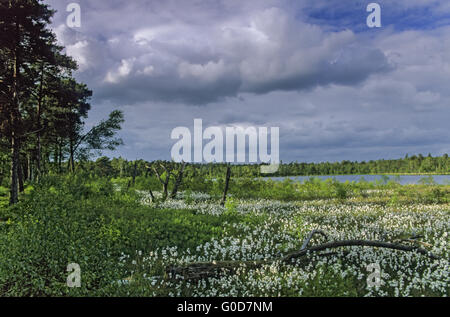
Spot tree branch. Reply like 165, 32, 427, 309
166, 231, 441, 281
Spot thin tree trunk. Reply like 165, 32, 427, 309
162, 182, 169, 201
36, 133, 41, 175
27, 152, 32, 181
53, 143, 58, 174
58, 139, 62, 173
132, 161, 137, 186
220, 166, 231, 206
148, 189, 155, 201
35, 63, 44, 179
22, 152, 28, 181
153, 164, 171, 201
42, 150, 48, 175
9, 27, 20, 205
69, 139, 75, 173
18, 151, 24, 193
170, 162, 186, 199
9, 134, 19, 205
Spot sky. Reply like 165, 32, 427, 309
43, 0, 450, 163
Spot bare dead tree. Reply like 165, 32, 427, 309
153, 163, 173, 201
170, 161, 186, 199
143, 163, 156, 202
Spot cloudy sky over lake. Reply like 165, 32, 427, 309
44, 0, 450, 163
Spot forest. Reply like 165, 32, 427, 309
40, 153, 448, 181
0, 1, 448, 298
0, 0, 124, 205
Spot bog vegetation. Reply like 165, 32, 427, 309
0, 1, 449, 297
0, 170, 449, 296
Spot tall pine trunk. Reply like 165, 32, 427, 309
18, 153, 24, 193
9, 133, 19, 205
58, 141, 62, 173
22, 152, 28, 181
27, 152, 33, 181
69, 139, 75, 173
9, 36, 20, 205
35, 63, 44, 180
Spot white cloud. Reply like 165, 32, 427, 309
105, 58, 135, 83
66, 40, 90, 71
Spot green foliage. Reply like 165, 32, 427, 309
184, 189, 194, 205
78, 111, 125, 160
0, 188, 121, 296
0, 186, 8, 210
0, 176, 240, 296
333, 181, 348, 200
0, 174, 448, 296
388, 192, 400, 207
224, 197, 238, 216
296, 263, 360, 297
423, 187, 447, 204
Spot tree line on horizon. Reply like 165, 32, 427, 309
31, 153, 447, 180
0, 0, 124, 204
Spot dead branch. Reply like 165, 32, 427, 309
152, 165, 163, 184
170, 161, 186, 199
148, 189, 155, 201
300, 229, 328, 250
152, 163, 172, 201
165, 231, 441, 281
282, 239, 439, 263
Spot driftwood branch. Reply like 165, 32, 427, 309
166, 231, 441, 281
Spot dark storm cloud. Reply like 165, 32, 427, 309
47, 1, 393, 105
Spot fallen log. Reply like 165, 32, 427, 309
282, 239, 439, 263
165, 232, 440, 281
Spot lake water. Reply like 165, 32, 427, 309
266, 174, 450, 185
